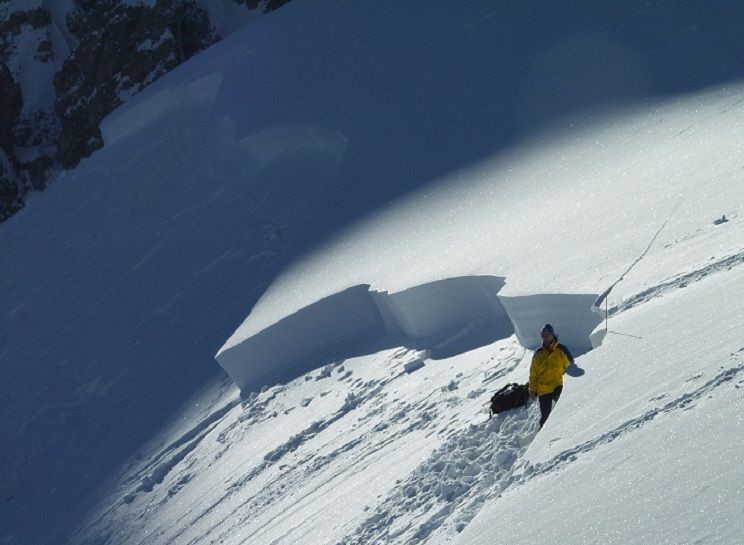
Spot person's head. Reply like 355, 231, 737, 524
541, 323, 556, 345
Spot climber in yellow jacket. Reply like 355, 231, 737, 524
529, 324, 574, 428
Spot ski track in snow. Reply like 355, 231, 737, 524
174, 379, 403, 545
609, 246, 744, 317
122, 399, 241, 502
510, 356, 744, 487
81, 344, 530, 545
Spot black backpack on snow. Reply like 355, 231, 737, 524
489, 382, 529, 417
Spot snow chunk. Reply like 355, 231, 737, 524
404, 358, 426, 374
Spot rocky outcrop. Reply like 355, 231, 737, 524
55, 0, 218, 169
0, 3, 54, 219
1, 58, 23, 220
0, 62, 22, 150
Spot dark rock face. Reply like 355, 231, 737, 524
0, 4, 52, 220
0, 62, 22, 150
55, 0, 218, 169
236, 0, 293, 11
0, 6, 52, 53
0, 151, 24, 221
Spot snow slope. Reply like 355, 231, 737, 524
73, 200, 744, 545
217, 87, 744, 393
72, 83, 744, 545
455, 263, 744, 545
2, 1, 744, 545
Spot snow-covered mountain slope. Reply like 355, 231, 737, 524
456, 263, 744, 545
1, 1, 744, 544
217, 85, 744, 393
71, 85, 744, 545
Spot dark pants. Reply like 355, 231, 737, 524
538, 385, 563, 428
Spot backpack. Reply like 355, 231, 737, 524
489, 382, 529, 417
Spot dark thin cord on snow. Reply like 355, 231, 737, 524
593, 196, 682, 318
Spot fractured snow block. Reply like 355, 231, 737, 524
216, 285, 386, 392
498, 293, 603, 354
404, 358, 426, 374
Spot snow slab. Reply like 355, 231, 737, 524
217, 85, 744, 392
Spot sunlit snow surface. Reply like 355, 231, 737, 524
75, 86, 744, 545
218, 87, 744, 392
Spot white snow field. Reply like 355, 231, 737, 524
73, 86, 744, 545
2, 1, 744, 545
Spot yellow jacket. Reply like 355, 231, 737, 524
529, 340, 570, 396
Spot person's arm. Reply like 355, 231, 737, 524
528, 353, 538, 395
558, 343, 574, 368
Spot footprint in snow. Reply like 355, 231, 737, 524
340, 406, 539, 545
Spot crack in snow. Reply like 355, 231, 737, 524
594, 198, 682, 312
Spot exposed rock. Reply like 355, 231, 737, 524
234, 0, 293, 11
0, 62, 22, 148
0, 62, 23, 220
0, 150, 23, 222
0, 6, 52, 53
55, 0, 218, 169
1, 2, 58, 219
